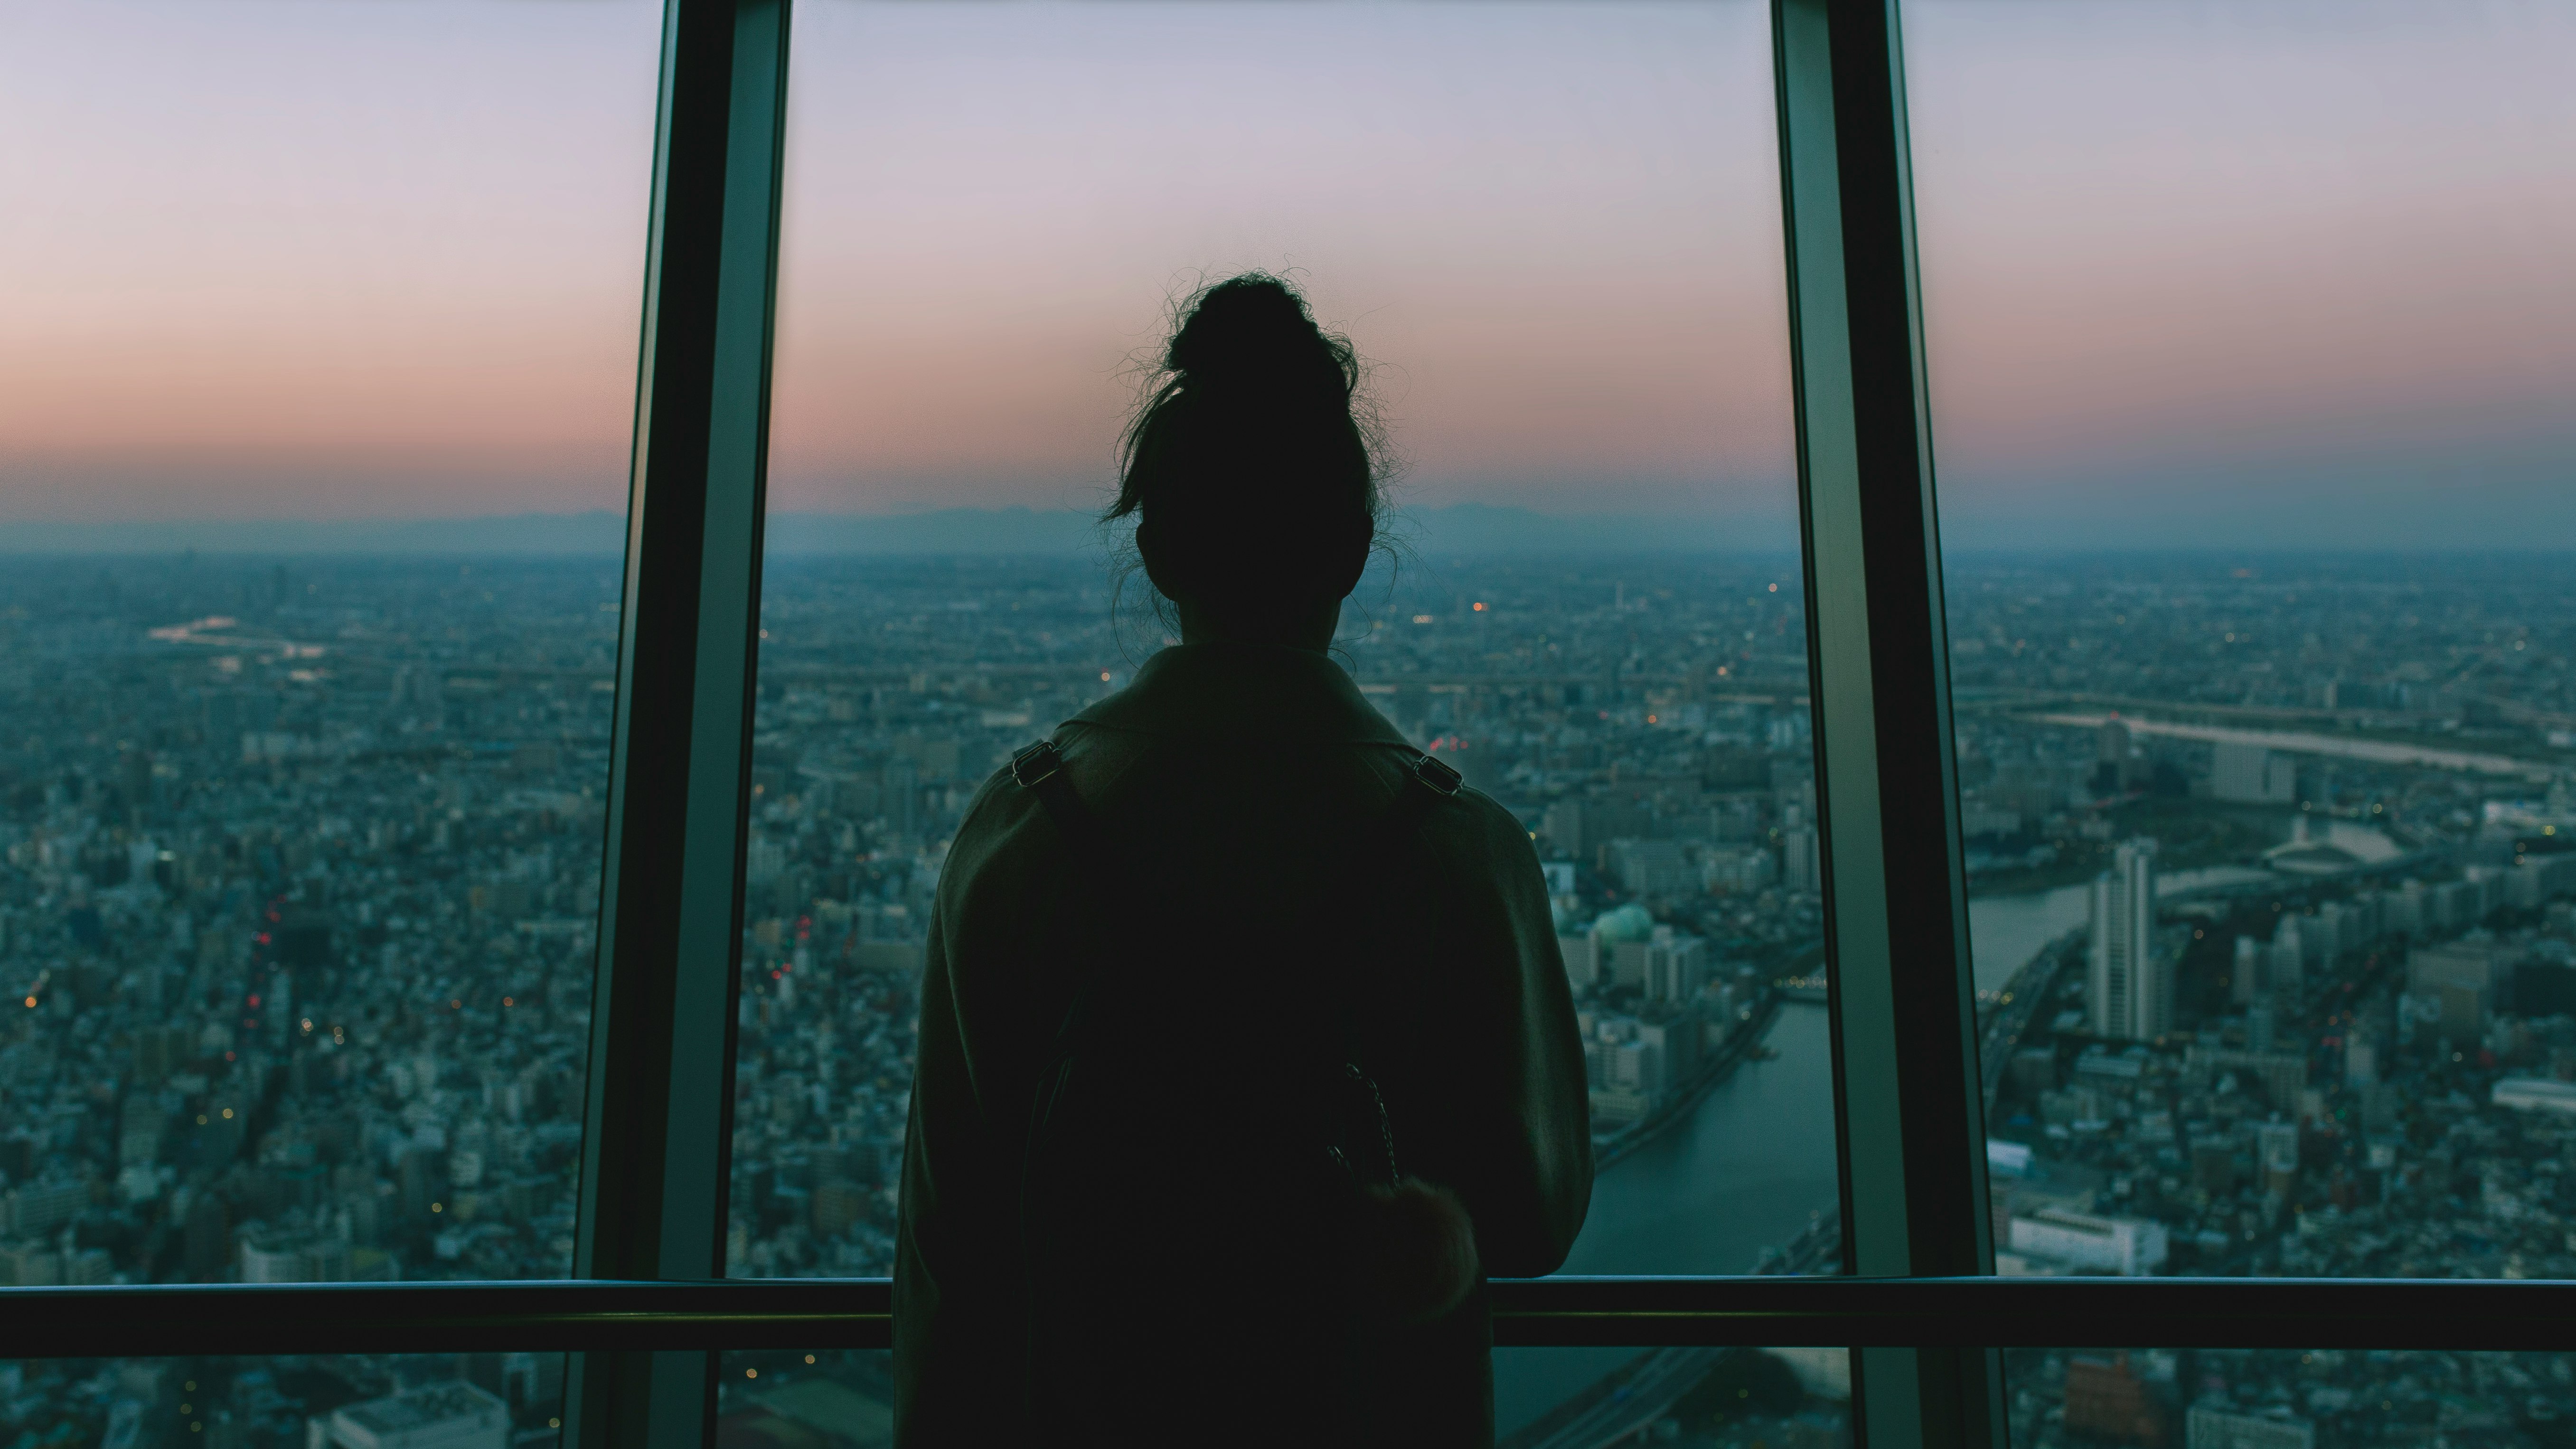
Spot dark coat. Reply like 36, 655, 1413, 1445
893, 642, 1591, 1446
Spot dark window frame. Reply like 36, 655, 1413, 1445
8, 6, 2540, 1449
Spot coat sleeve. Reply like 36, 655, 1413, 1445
893, 781, 1036, 1445
1391, 789, 1594, 1279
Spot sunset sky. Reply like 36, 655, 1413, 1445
1907, 0, 2576, 547
0, 0, 2568, 548
766, 0, 1792, 539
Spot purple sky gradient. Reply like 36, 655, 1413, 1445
0, 0, 663, 521
1, 1, 2567, 547
765, 0, 1793, 541
1907, 0, 2576, 546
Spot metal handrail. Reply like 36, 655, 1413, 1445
2, 1275, 2569, 1359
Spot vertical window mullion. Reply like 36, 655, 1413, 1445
569, 0, 790, 1444
1774, 1, 1998, 1446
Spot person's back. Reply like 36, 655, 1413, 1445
893, 276, 1592, 1446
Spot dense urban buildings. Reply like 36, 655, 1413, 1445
0, 1353, 550, 1448
0, 557, 617, 1303
1999, 1346, 2576, 1449
1957, 556, 2576, 1295
3, 547, 2574, 1443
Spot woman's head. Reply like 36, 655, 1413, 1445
1109, 274, 1386, 639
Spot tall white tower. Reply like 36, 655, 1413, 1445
2087, 838, 2165, 1040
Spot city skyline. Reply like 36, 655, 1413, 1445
12, 503, 2576, 559
6, 545, 2576, 1442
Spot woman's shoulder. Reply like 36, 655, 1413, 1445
942, 765, 1043, 879
1343, 749, 1543, 904
940, 725, 1161, 895
1422, 782, 1544, 894
1445, 779, 1539, 853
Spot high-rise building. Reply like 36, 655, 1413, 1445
2256, 1118, 2301, 1197
2309, 901, 2346, 964
2087, 838, 2165, 1041
2269, 916, 2305, 1011
1641, 929, 1710, 1005
1781, 826, 1821, 893
1635, 1012, 1696, 1091
881, 754, 921, 845
2211, 742, 2297, 804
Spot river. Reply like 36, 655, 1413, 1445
2032, 713, 2548, 779
1495, 1003, 1841, 1431
1959, 830, 2395, 994
1500, 830, 2399, 1432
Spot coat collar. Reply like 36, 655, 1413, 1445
1068, 642, 1411, 746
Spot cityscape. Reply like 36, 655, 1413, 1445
1996, 1346, 2576, 1449
1957, 555, 2576, 1297
0, 548, 2572, 1444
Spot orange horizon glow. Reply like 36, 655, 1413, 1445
0, 0, 2568, 548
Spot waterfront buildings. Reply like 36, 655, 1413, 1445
1579, 997, 1712, 1126
1644, 929, 1713, 1007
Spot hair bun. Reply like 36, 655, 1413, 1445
1166, 276, 1350, 401
1107, 272, 1384, 623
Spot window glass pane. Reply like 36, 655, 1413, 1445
0, 1353, 567, 1445
0, 2, 662, 1284
1907, 0, 2576, 1282
742, 0, 1827, 1328
1495, 1346, 1852, 1448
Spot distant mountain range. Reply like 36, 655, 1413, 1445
0, 503, 1797, 557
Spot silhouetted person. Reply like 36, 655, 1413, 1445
893, 276, 1591, 1446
